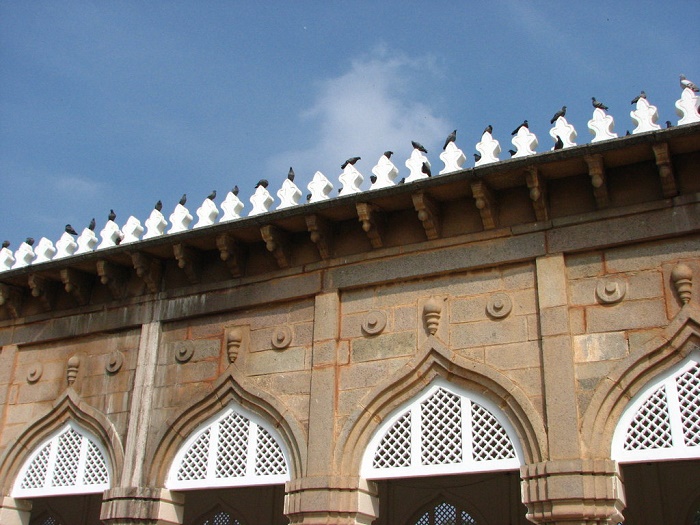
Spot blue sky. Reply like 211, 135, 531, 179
1, 1, 698, 248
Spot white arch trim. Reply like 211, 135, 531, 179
361, 378, 523, 479
12, 421, 111, 498
166, 402, 290, 490
612, 351, 700, 463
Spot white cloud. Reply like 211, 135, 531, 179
267, 49, 452, 185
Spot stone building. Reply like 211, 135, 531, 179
0, 113, 699, 524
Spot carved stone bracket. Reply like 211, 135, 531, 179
60, 268, 93, 306
260, 225, 291, 269
356, 202, 385, 249
525, 167, 549, 222
216, 233, 244, 277
471, 180, 497, 229
173, 243, 201, 284
131, 252, 162, 293
584, 154, 609, 208
0, 283, 23, 318
305, 214, 333, 260
96, 260, 128, 299
412, 192, 441, 240
28, 274, 57, 311
651, 142, 678, 198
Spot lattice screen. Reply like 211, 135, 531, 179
613, 357, 700, 463
414, 502, 477, 525
13, 423, 110, 498
200, 510, 242, 525
168, 404, 290, 489
364, 382, 520, 479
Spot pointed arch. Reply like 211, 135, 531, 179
194, 506, 246, 525
581, 308, 700, 459
336, 337, 546, 477
0, 389, 123, 496
149, 366, 305, 487
406, 495, 483, 525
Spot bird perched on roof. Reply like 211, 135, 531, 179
65, 224, 78, 235
25, 237, 35, 246
179, 194, 187, 206
383, 151, 393, 159
550, 106, 566, 124
2, 240, 10, 249
411, 140, 428, 153
341, 156, 361, 169
473, 153, 482, 162
370, 175, 377, 184
511, 120, 528, 135
666, 120, 673, 128
626, 130, 631, 136
483, 124, 493, 135
508, 149, 517, 157
398, 177, 406, 184
232, 185, 239, 196
306, 193, 312, 202
255, 179, 269, 189
287, 167, 295, 182
421, 162, 431, 177
108, 209, 116, 222
155, 200, 163, 212
592, 97, 609, 110
553, 136, 564, 150
630, 91, 647, 104
443, 129, 457, 150
88, 218, 96, 231
680, 74, 700, 92
207, 190, 217, 201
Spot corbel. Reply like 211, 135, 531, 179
96, 260, 128, 299
412, 191, 441, 240
130, 252, 162, 293
356, 202, 385, 248
260, 225, 291, 269
305, 214, 333, 259
471, 180, 497, 229
216, 233, 245, 277
584, 154, 609, 208
525, 166, 549, 222
60, 267, 93, 306
28, 274, 57, 311
651, 142, 677, 197
0, 283, 23, 318
173, 243, 202, 284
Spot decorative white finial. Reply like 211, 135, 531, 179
439, 141, 466, 174
33, 238, 56, 263
194, 198, 219, 228
511, 126, 538, 157
220, 189, 244, 221
97, 220, 122, 250
675, 88, 700, 125
549, 116, 577, 149
143, 208, 168, 239
307, 171, 333, 202
0, 246, 15, 271
54, 232, 78, 259
370, 154, 399, 189
75, 227, 98, 254
168, 203, 193, 233
276, 178, 302, 209
631, 97, 661, 134
249, 183, 274, 215
338, 163, 364, 196
405, 148, 430, 183
12, 241, 35, 268
120, 216, 144, 244
475, 130, 501, 166
588, 108, 618, 142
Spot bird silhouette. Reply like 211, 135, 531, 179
666, 120, 673, 128
592, 97, 609, 110
179, 194, 187, 206
421, 162, 431, 177
2, 240, 10, 249
550, 106, 566, 124
553, 136, 564, 150
287, 167, 295, 182
411, 141, 428, 153
155, 200, 163, 211
65, 224, 78, 235
256, 179, 269, 189
341, 157, 361, 169
383, 150, 393, 159
398, 177, 406, 184
473, 153, 482, 162
306, 193, 312, 202
232, 185, 239, 196
443, 129, 457, 150
483, 124, 493, 135
88, 218, 96, 231
25, 237, 35, 246
630, 91, 647, 104
370, 175, 377, 184
680, 74, 700, 92
108, 209, 116, 221
511, 120, 528, 135
207, 190, 217, 201
508, 149, 517, 157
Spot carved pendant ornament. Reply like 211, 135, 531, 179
226, 326, 244, 362
423, 297, 443, 335
66, 355, 80, 385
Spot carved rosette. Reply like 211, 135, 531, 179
174, 341, 195, 363
671, 264, 692, 304
271, 325, 293, 349
66, 355, 80, 385
226, 326, 244, 363
423, 297, 442, 335
27, 363, 43, 383
486, 293, 512, 319
362, 311, 387, 336
106, 351, 124, 374
596, 280, 626, 304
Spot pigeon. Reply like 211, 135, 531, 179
88, 218, 96, 231
255, 179, 269, 189
511, 120, 528, 135
550, 106, 566, 124
155, 200, 163, 211
179, 194, 187, 206
2, 240, 9, 249
341, 156, 361, 169
680, 74, 700, 92
232, 185, 239, 196
626, 130, 631, 136
398, 177, 406, 184
421, 162, 431, 177
65, 224, 78, 235
383, 150, 393, 159
666, 120, 673, 128
592, 97, 609, 111
443, 129, 457, 150
473, 153, 482, 162
411, 140, 428, 153
508, 149, 517, 157
370, 175, 377, 184
287, 167, 295, 182
108, 209, 116, 222
553, 136, 564, 150
630, 91, 647, 104
306, 193, 312, 202
483, 124, 493, 135
25, 237, 35, 246
207, 190, 217, 200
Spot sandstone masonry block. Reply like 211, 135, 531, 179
585, 299, 667, 333
451, 317, 529, 349
352, 332, 415, 363
536, 255, 568, 308
247, 347, 307, 376
573, 332, 628, 363
566, 252, 604, 279
540, 306, 570, 337
485, 340, 542, 370
339, 357, 410, 391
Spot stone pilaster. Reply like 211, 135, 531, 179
0, 497, 32, 525
100, 488, 184, 525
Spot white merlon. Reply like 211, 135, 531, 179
220, 191, 244, 221
276, 178, 302, 210
338, 164, 364, 196
675, 87, 700, 125
249, 185, 274, 215
475, 131, 501, 166
588, 108, 618, 142
405, 148, 430, 183
194, 198, 219, 228
549, 117, 577, 149
371, 154, 399, 189
631, 97, 661, 134
143, 209, 168, 239
168, 204, 193, 234
12, 241, 35, 269
33, 237, 56, 263
307, 172, 333, 202
54, 232, 78, 259
0, 247, 15, 271
97, 220, 122, 250
75, 228, 98, 254
439, 141, 466, 174
511, 126, 538, 157
121, 216, 144, 244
